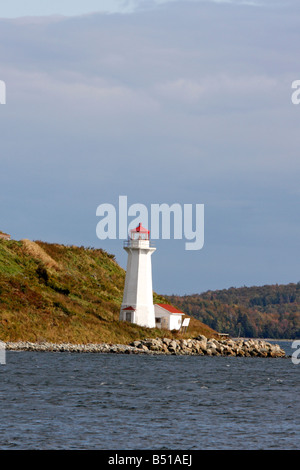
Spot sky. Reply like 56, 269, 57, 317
0, 0, 135, 17
0, 0, 299, 295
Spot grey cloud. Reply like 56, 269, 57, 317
0, 1, 299, 293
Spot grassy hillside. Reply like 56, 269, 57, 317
0, 238, 215, 343
166, 283, 300, 339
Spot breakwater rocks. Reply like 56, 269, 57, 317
5, 335, 286, 357
132, 336, 286, 357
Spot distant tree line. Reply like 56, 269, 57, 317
166, 282, 300, 339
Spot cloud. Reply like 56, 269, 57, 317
153, 74, 281, 109
0, 1, 299, 293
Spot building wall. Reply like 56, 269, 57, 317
120, 243, 156, 328
169, 314, 183, 331
154, 305, 184, 331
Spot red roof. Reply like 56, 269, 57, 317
122, 306, 135, 311
156, 304, 185, 314
130, 222, 149, 234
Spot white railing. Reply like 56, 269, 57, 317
123, 239, 155, 248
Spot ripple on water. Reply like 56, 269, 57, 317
0, 345, 299, 450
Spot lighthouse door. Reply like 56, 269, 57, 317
125, 311, 132, 322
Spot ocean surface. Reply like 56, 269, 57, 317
0, 341, 299, 450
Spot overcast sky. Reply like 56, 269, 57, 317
0, 0, 299, 295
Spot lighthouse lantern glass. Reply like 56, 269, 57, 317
130, 223, 150, 240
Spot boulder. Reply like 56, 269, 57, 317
163, 337, 172, 346
168, 340, 178, 353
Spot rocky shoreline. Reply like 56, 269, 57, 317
5, 335, 286, 357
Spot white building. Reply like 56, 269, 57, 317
119, 223, 156, 328
154, 304, 185, 331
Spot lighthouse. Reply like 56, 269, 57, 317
119, 222, 156, 328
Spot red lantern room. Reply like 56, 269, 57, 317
130, 222, 150, 240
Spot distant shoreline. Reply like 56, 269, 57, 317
232, 338, 294, 342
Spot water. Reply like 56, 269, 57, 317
0, 341, 299, 450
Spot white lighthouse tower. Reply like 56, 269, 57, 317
119, 222, 156, 328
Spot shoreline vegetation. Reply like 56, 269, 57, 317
5, 335, 286, 358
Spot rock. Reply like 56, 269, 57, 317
161, 343, 169, 353
144, 338, 162, 351
197, 340, 207, 352
195, 334, 207, 343
236, 348, 244, 357
226, 348, 236, 356
207, 340, 217, 351
162, 337, 172, 346
168, 340, 178, 353
180, 339, 188, 348
192, 341, 201, 353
